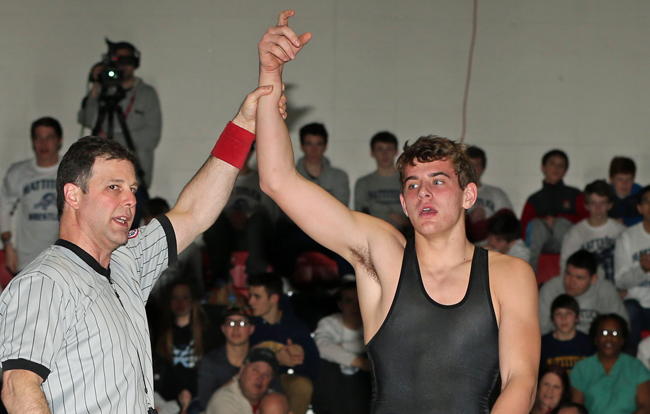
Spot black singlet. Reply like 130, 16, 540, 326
366, 240, 500, 414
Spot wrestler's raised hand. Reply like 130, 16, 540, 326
259, 10, 312, 76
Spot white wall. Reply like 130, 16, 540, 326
1, 0, 648, 214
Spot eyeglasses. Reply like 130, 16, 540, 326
225, 320, 250, 328
599, 330, 619, 337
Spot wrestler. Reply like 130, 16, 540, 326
254, 11, 540, 413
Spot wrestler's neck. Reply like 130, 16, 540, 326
414, 225, 475, 272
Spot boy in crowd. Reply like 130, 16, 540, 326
614, 185, 650, 351
274, 122, 352, 276
521, 149, 588, 272
354, 131, 410, 234
609, 156, 643, 227
560, 180, 625, 282
539, 250, 628, 335
0, 117, 62, 274
540, 294, 594, 372
465, 146, 514, 244
486, 212, 531, 263
248, 272, 320, 414
312, 281, 371, 414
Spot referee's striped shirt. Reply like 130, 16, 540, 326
0, 215, 177, 413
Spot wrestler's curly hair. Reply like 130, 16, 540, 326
396, 135, 477, 192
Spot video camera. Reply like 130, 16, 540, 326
89, 38, 140, 98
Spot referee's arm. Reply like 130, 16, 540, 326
2, 369, 49, 414
167, 86, 275, 254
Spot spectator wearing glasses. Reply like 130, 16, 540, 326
570, 314, 650, 414
197, 307, 282, 411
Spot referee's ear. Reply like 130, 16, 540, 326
63, 182, 82, 211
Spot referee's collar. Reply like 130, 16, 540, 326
55, 239, 111, 278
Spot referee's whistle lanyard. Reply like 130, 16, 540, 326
107, 277, 157, 414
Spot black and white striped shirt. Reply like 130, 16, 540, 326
0, 215, 177, 413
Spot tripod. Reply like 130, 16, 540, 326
92, 86, 150, 228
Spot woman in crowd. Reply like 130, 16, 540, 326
570, 313, 650, 414
154, 280, 216, 414
530, 365, 571, 414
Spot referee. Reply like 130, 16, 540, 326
0, 81, 289, 413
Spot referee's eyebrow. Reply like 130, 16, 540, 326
106, 178, 139, 189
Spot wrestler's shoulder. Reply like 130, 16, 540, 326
487, 250, 536, 283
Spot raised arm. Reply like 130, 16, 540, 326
167, 85, 284, 253
256, 11, 401, 262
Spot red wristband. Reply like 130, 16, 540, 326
211, 122, 255, 169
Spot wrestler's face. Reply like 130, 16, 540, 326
563, 265, 595, 297
72, 158, 137, 254
537, 372, 563, 410
221, 315, 254, 346
32, 126, 61, 167
400, 159, 476, 237
300, 134, 326, 164
239, 361, 273, 403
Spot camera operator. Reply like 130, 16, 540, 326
77, 41, 162, 227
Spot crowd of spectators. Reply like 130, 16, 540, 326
2, 100, 650, 414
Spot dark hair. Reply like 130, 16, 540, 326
588, 313, 628, 347
56, 136, 138, 218
337, 281, 358, 302
554, 402, 588, 414
247, 272, 283, 298
299, 123, 328, 145
144, 197, 170, 220
465, 146, 486, 170
566, 250, 598, 276
609, 156, 636, 178
487, 212, 521, 243
370, 131, 398, 150
538, 365, 572, 407
584, 179, 614, 203
638, 185, 650, 206
396, 136, 477, 192
156, 279, 209, 361
550, 294, 580, 321
31, 117, 63, 140
221, 305, 253, 325
542, 149, 569, 170
114, 41, 137, 55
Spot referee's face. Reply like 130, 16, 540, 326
78, 158, 138, 252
